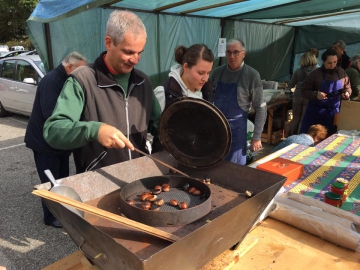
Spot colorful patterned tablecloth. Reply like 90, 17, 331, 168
279, 144, 360, 216
315, 133, 360, 156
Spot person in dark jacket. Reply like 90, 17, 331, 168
288, 52, 317, 135
345, 54, 360, 100
154, 44, 214, 111
25, 52, 87, 228
44, 11, 161, 175
300, 48, 351, 136
332, 40, 351, 70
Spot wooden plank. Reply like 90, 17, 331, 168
32, 189, 180, 243
44, 218, 360, 270
42, 251, 84, 270
201, 235, 258, 270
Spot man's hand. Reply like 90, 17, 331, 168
251, 139, 262, 152
98, 123, 134, 150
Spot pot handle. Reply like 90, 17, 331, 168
44, 169, 59, 187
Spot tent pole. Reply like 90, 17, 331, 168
289, 27, 298, 78
44, 23, 54, 70
219, 18, 226, 67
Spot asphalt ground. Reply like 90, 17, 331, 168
0, 114, 77, 269
0, 114, 276, 269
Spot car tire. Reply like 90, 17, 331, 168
0, 101, 9, 117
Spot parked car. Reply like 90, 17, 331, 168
0, 45, 9, 53
10, 45, 25, 51
19, 49, 38, 56
0, 55, 46, 116
0, 50, 29, 59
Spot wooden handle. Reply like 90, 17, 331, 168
32, 189, 180, 242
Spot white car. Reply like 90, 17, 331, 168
0, 55, 46, 116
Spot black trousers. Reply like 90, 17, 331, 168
33, 151, 70, 223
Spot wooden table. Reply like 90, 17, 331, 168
43, 218, 360, 270
261, 100, 289, 144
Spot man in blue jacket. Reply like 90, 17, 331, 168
25, 52, 87, 228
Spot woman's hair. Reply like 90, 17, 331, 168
174, 44, 214, 68
350, 54, 360, 67
308, 48, 319, 58
321, 48, 338, 62
300, 52, 317, 67
307, 124, 327, 141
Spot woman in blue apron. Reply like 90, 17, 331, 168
214, 67, 247, 165
300, 48, 351, 136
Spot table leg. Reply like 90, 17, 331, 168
281, 103, 287, 139
267, 107, 274, 144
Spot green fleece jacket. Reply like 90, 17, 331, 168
44, 77, 160, 150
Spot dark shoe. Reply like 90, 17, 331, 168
44, 219, 62, 228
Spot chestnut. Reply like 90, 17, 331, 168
141, 201, 151, 210
169, 199, 178, 206
192, 189, 201, 196
141, 193, 150, 201
153, 198, 164, 206
152, 189, 162, 195
151, 205, 161, 211
201, 179, 207, 184
188, 187, 196, 194
162, 185, 170, 192
147, 195, 157, 202
126, 199, 135, 205
245, 190, 254, 198
154, 185, 162, 191
182, 183, 190, 191
178, 202, 188, 209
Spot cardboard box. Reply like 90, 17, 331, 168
338, 100, 360, 131
257, 157, 304, 186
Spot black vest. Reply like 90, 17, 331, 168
70, 53, 153, 173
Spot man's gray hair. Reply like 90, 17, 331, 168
333, 40, 346, 50
351, 54, 360, 67
62, 51, 87, 65
106, 10, 147, 46
227, 39, 246, 50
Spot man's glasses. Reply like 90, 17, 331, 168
226, 50, 244, 56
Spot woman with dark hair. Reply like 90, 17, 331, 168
300, 48, 351, 136
345, 54, 360, 100
154, 44, 214, 111
289, 52, 317, 135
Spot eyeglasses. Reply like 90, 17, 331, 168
226, 50, 244, 56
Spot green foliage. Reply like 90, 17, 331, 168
0, 0, 39, 43
6, 38, 34, 50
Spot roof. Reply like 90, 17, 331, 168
29, 0, 360, 27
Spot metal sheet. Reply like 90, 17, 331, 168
38, 152, 286, 270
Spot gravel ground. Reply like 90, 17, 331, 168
0, 114, 77, 270
0, 114, 276, 269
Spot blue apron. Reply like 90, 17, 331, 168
300, 71, 343, 136
214, 68, 247, 165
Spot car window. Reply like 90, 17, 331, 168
0, 60, 16, 79
34, 61, 46, 75
16, 60, 37, 83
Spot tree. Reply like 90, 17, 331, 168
0, 0, 39, 43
